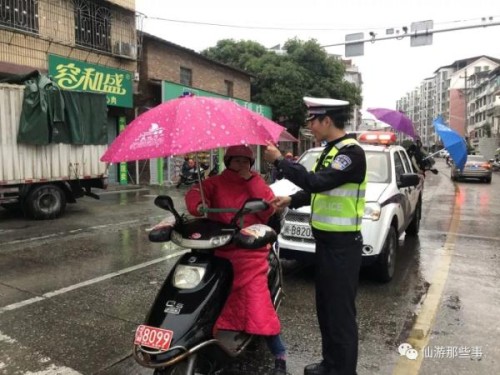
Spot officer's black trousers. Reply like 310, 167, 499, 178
312, 229, 363, 375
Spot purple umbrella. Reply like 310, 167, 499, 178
366, 108, 417, 139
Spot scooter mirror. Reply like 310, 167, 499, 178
154, 195, 183, 223
154, 195, 175, 210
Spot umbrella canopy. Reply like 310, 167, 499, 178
279, 129, 299, 142
433, 116, 467, 170
366, 108, 417, 139
101, 95, 287, 163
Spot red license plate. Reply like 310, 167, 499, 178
134, 325, 174, 351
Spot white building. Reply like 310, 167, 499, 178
397, 55, 500, 156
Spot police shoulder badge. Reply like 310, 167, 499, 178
331, 154, 352, 170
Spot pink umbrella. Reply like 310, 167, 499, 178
101, 95, 287, 163
279, 129, 298, 142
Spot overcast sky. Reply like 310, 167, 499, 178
136, 0, 500, 110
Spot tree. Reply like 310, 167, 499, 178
202, 39, 362, 137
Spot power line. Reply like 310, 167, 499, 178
138, 13, 500, 33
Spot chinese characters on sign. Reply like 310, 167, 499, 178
48, 54, 133, 108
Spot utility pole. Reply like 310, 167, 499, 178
464, 69, 468, 141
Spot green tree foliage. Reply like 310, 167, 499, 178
202, 39, 362, 136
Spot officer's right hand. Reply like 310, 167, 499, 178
270, 196, 291, 209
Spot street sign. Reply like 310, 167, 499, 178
410, 20, 434, 47
345, 32, 364, 57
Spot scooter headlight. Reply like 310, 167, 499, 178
363, 202, 381, 221
173, 265, 206, 289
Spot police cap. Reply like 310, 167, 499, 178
304, 96, 350, 121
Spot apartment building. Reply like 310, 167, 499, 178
397, 55, 500, 156
419, 77, 435, 150
465, 63, 500, 155
343, 59, 363, 132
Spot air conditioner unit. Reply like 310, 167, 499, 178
113, 41, 137, 59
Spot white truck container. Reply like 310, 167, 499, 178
0, 83, 108, 219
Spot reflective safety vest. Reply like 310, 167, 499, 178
311, 138, 367, 232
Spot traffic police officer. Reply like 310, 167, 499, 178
264, 97, 367, 375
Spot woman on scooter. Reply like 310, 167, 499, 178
185, 145, 287, 375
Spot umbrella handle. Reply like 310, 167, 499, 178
194, 154, 208, 217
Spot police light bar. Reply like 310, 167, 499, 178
358, 131, 397, 145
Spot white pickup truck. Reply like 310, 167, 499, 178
270, 131, 424, 282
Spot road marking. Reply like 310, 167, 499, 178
1, 217, 165, 247
392, 186, 462, 374
0, 250, 187, 315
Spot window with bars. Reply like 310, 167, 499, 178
74, 0, 111, 52
180, 67, 192, 86
0, 0, 39, 33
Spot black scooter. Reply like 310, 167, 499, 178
176, 166, 208, 188
133, 195, 283, 375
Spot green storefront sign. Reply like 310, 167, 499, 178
161, 81, 272, 118
48, 54, 133, 108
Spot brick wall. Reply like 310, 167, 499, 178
143, 38, 251, 101
0, 0, 137, 75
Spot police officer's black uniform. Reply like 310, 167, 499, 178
274, 133, 366, 375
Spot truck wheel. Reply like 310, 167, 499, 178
25, 185, 66, 220
374, 226, 397, 283
405, 199, 421, 236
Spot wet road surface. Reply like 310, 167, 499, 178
1, 160, 499, 375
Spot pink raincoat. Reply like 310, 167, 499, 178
185, 169, 281, 335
